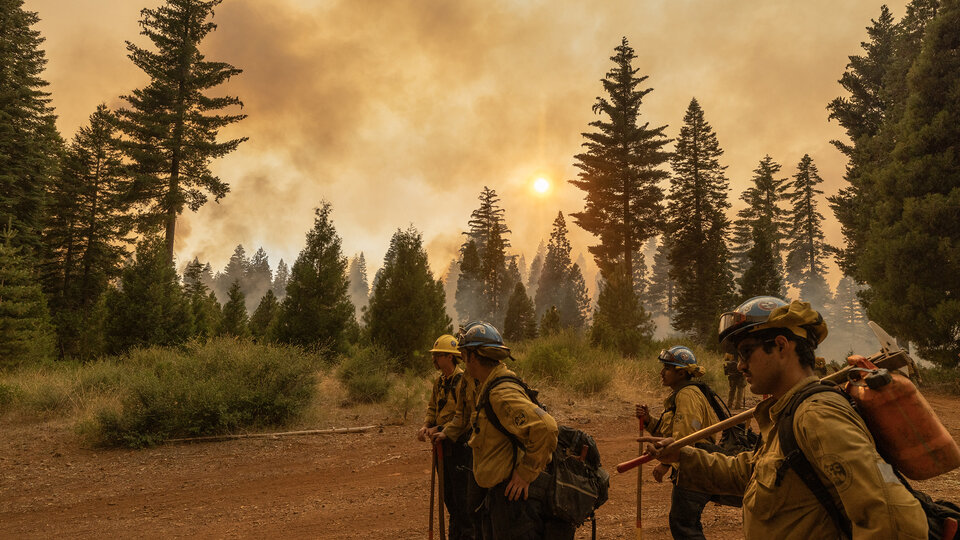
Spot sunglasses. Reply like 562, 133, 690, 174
736, 339, 776, 362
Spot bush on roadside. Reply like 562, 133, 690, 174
387, 369, 430, 423
337, 344, 396, 404
513, 330, 619, 395
92, 338, 318, 448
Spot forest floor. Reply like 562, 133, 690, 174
2, 388, 959, 540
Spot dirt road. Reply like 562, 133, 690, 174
2, 393, 958, 539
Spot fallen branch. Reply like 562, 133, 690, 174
167, 425, 378, 444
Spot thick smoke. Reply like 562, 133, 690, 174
30, 0, 896, 285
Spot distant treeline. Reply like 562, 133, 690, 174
1, 0, 958, 368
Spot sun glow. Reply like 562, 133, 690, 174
533, 177, 550, 194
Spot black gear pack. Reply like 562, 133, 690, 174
474, 375, 610, 536
435, 371, 463, 412
777, 382, 960, 540
652, 381, 760, 456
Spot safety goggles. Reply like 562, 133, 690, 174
718, 311, 748, 337
657, 349, 675, 363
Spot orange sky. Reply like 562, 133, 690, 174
27, 0, 905, 289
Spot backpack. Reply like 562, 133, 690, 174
777, 382, 960, 540
476, 375, 610, 530
435, 371, 463, 412
656, 381, 761, 456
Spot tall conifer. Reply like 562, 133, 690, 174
503, 282, 537, 341
115, 0, 247, 262
785, 154, 830, 303
732, 156, 789, 298
273, 203, 353, 353
41, 105, 132, 357
666, 98, 734, 341
0, 0, 62, 254
570, 37, 670, 282
364, 226, 450, 371
0, 221, 54, 365
219, 280, 249, 338
104, 236, 193, 353
347, 253, 369, 321
854, 0, 960, 366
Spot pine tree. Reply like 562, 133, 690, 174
215, 244, 248, 302
664, 98, 735, 341
40, 104, 132, 358
114, 0, 247, 262
219, 280, 249, 338
590, 267, 654, 356
464, 186, 510, 254
828, 2, 939, 276
646, 237, 675, 318
249, 288, 278, 342
785, 154, 831, 304
273, 203, 353, 353
364, 226, 450, 371
853, 0, 960, 366
478, 221, 510, 323
560, 263, 590, 329
502, 282, 537, 341
732, 156, 789, 298
0, 220, 55, 365
454, 240, 483, 323
535, 212, 572, 318
104, 236, 193, 353
570, 37, 670, 282
539, 306, 561, 337
347, 253, 369, 321
441, 258, 459, 325
0, 0, 62, 254
244, 247, 272, 311
272, 259, 289, 298
738, 221, 785, 300
526, 240, 545, 293
183, 257, 220, 339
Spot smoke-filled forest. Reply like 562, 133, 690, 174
2, 0, 960, 538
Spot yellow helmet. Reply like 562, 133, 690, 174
429, 334, 461, 358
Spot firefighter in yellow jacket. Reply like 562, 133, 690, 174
417, 334, 478, 540
640, 297, 928, 539
637, 346, 740, 539
453, 320, 572, 540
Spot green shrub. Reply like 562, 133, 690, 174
569, 365, 613, 395
919, 366, 960, 395
387, 370, 430, 423
338, 344, 396, 403
515, 329, 621, 390
0, 382, 18, 411
92, 338, 318, 448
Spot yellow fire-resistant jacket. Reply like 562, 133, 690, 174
650, 382, 721, 442
469, 363, 558, 488
440, 373, 478, 442
675, 376, 928, 539
424, 366, 465, 428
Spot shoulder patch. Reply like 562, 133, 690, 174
820, 454, 853, 492
514, 411, 527, 427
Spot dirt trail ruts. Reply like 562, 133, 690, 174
2, 394, 958, 539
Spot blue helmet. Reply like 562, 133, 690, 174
718, 296, 789, 353
457, 321, 512, 361
658, 346, 697, 368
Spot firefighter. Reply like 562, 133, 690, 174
636, 346, 741, 539
640, 296, 928, 539
725, 353, 746, 409
454, 321, 572, 540
418, 334, 478, 540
